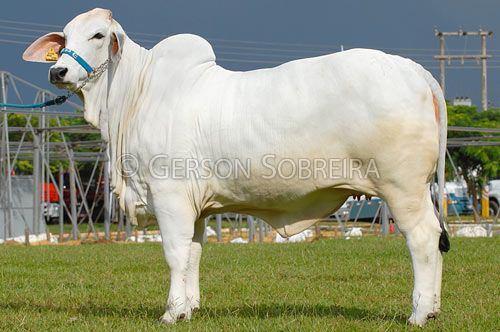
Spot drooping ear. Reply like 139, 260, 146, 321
110, 21, 125, 63
22, 32, 65, 63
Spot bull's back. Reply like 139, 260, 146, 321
199, 48, 436, 165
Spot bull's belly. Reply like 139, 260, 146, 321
205, 186, 352, 237
131, 185, 351, 237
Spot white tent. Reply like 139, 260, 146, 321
0, 176, 47, 241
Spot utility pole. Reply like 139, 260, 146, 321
437, 33, 446, 95
480, 31, 489, 112
434, 29, 493, 111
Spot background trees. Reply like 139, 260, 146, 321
446, 105, 499, 219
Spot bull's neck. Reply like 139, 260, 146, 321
80, 37, 149, 139
102, 37, 150, 194
108, 39, 149, 118
104, 38, 149, 140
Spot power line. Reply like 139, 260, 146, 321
4, 38, 500, 70
0, 31, 38, 39
0, 18, 62, 29
5, 17, 495, 60
0, 25, 53, 34
4, 17, 500, 56
0, 28, 443, 60
0, 17, 449, 54
128, 30, 346, 50
0, 38, 29, 45
3, 21, 495, 59
0, 18, 341, 50
0, 20, 344, 55
0, 35, 497, 64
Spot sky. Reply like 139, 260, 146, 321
1, 0, 500, 108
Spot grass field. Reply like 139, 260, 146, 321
0, 238, 498, 331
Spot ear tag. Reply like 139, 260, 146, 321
45, 48, 59, 61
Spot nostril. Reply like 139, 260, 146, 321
50, 67, 68, 83
58, 68, 68, 78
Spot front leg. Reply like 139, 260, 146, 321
185, 218, 205, 312
154, 194, 197, 324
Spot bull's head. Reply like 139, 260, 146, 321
22, 8, 124, 127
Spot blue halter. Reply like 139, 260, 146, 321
0, 48, 103, 110
60, 48, 94, 74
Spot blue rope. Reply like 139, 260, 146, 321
0, 102, 47, 108
1, 49, 93, 109
0, 96, 68, 109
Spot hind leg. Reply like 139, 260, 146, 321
433, 248, 443, 315
384, 188, 443, 326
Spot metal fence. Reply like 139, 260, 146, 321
1, 70, 498, 244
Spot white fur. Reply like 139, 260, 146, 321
25, 8, 447, 326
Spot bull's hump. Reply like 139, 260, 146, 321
152, 34, 216, 66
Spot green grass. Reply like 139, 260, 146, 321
0, 238, 498, 331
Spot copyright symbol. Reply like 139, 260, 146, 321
116, 153, 139, 178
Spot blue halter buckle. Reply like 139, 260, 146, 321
60, 48, 94, 74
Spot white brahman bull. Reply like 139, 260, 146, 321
23, 8, 449, 326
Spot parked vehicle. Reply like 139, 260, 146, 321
346, 197, 384, 220
41, 174, 105, 223
333, 196, 386, 221
444, 181, 473, 216
42, 183, 60, 221
488, 180, 500, 217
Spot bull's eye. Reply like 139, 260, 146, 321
91, 33, 105, 40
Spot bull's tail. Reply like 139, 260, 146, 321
413, 62, 450, 252
435, 84, 450, 253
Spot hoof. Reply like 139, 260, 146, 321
159, 315, 176, 325
408, 313, 427, 327
428, 309, 441, 320
408, 310, 438, 327
160, 310, 190, 324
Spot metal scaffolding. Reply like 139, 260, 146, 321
1, 70, 497, 244
0, 70, 399, 244
0, 70, 111, 242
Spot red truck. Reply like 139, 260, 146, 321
42, 176, 104, 223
